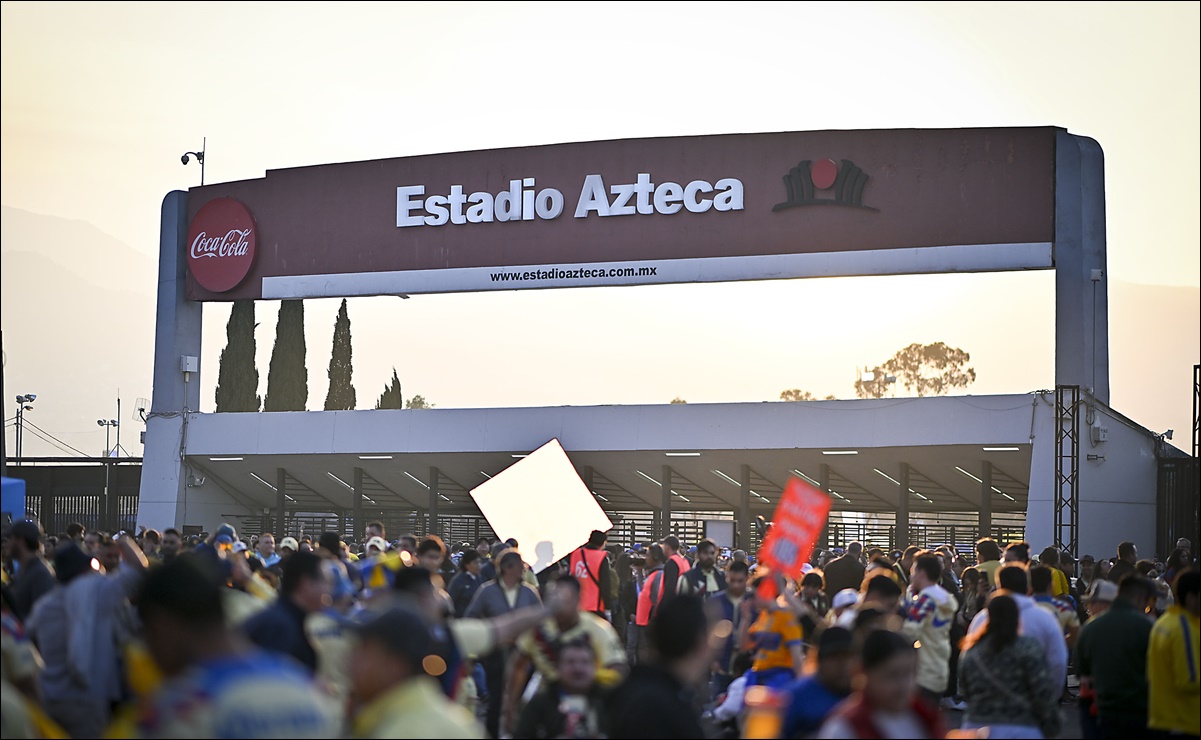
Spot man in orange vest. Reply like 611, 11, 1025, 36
660, 535, 692, 603
633, 544, 667, 664
570, 530, 617, 619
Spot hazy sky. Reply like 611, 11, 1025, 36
2, 2, 1198, 456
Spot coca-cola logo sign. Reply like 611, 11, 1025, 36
186, 198, 257, 293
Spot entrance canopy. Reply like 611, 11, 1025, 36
180, 395, 1034, 538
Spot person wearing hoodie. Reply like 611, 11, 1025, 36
899, 551, 958, 708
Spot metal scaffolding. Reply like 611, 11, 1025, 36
1054, 385, 1081, 555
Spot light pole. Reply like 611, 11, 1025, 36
14, 393, 35, 464
98, 417, 118, 531
181, 137, 206, 186
98, 418, 118, 456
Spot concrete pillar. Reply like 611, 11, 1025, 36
661, 465, 672, 540
1055, 131, 1109, 403
429, 467, 439, 539
897, 463, 910, 551
980, 461, 993, 539
353, 467, 364, 542
275, 468, 286, 536
138, 191, 202, 530
738, 464, 751, 551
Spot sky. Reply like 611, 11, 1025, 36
2, 1, 1198, 458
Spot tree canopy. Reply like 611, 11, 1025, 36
324, 299, 356, 410
854, 342, 976, 398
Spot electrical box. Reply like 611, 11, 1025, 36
180, 355, 199, 373
1090, 424, 1109, 443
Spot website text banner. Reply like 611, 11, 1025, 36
261, 242, 1052, 299
186, 127, 1057, 301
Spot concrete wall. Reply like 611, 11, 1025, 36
1025, 395, 1158, 561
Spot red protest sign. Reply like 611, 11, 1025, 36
758, 477, 832, 580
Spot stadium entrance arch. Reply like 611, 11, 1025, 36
141, 127, 1168, 560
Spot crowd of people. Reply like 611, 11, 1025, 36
1, 515, 1197, 739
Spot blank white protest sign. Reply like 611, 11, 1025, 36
469, 438, 612, 573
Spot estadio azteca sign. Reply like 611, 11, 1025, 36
186, 198, 257, 293
184, 128, 1057, 301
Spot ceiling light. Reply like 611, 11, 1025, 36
439, 494, 451, 502
635, 470, 660, 485
1002, 493, 1016, 501
209, 456, 243, 462
327, 472, 354, 490
358, 455, 393, 460
593, 492, 609, 502
665, 452, 701, 457
285, 494, 296, 502
403, 471, 431, 489
822, 450, 858, 455
982, 447, 1020, 452
955, 466, 983, 483
511, 454, 528, 458
830, 491, 848, 501
914, 492, 930, 501
479, 471, 492, 479
249, 472, 277, 491
790, 469, 822, 487
873, 468, 900, 485
711, 470, 740, 486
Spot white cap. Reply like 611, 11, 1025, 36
279, 536, 299, 551
832, 588, 859, 610
367, 536, 388, 553
232, 541, 248, 554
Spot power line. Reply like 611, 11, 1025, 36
22, 420, 91, 457
20, 425, 86, 457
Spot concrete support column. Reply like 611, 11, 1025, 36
138, 191, 202, 530
980, 461, 993, 539
429, 467, 440, 539
353, 467, 364, 542
738, 464, 751, 551
275, 468, 286, 536
896, 463, 910, 551
1055, 130, 1109, 403
661, 465, 672, 540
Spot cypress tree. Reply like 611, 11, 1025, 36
324, 299, 356, 410
375, 368, 402, 409
264, 300, 308, 411
214, 301, 260, 412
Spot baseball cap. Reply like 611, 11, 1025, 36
817, 626, 855, 657
352, 604, 435, 665
278, 536, 299, 552
231, 541, 248, 554
10, 519, 44, 547
832, 588, 859, 610
366, 536, 388, 552
1087, 580, 1117, 603
214, 523, 237, 545
1080, 554, 1095, 564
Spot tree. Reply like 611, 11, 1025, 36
885, 342, 976, 396
324, 299, 356, 410
264, 300, 308, 411
670, 397, 687, 404
780, 389, 814, 401
854, 366, 893, 399
855, 342, 976, 399
214, 301, 260, 412
375, 368, 402, 409
405, 394, 434, 409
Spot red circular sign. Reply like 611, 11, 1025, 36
186, 198, 257, 293
811, 159, 839, 190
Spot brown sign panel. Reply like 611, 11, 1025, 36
184, 127, 1056, 301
